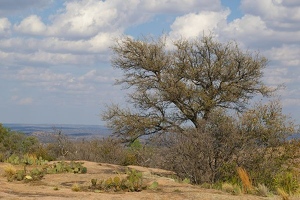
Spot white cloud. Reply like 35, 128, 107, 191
169, 9, 229, 40
241, 0, 300, 30
221, 14, 274, 48
266, 45, 300, 67
14, 15, 46, 35
9, 0, 221, 39
47, 0, 121, 39
11, 67, 117, 95
0, 18, 11, 36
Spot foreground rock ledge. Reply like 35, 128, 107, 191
0, 161, 297, 200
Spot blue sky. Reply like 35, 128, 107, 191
0, 0, 299, 125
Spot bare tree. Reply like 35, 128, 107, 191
103, 35, 273, 141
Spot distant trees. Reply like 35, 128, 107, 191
0, 124, 40, 161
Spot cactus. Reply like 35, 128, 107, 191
105, 177, 113, 186
73, 167, 79, 173
81, 167, 87, 174
125, 169, 144, 191
16, 170, 25, 181
91, 179, 97, 187
113, 176, 121, 185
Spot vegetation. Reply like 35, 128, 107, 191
0, 124, 40, 161
62, 168, 148, 193
3, 160, 87, 182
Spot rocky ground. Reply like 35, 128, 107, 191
0, 161, 298, 200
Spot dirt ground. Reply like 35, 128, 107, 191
0, 161, 297, 200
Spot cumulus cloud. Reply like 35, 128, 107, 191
266, 45, 300, 67
169, 9, 229, 40
14, 15, 46, 35
241, 0, 300, 30
0, 18, 11, 36
0, 0, 225, 68
9, 0, 221, 39
11, 67, 116, 95
46, 0, 122, 39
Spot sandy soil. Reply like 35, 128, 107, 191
0, 161, 297, 200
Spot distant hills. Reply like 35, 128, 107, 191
3, 123, 112, 140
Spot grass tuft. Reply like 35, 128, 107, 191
256, 183, 270, 197
237, 167, 253, 193
71, 183, 81, 192
276, 187, 289, 200
221, 182, 242, 195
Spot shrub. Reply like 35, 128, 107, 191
153, 101, 298, 194
274, 172, 299, 195
221, 183, 241, 195
0, 124, 41, 160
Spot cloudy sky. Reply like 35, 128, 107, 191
0, 0, 299, 125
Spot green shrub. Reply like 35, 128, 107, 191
221, 182, 242, 195
88, 169, 146, 192
274, 172, 300, 195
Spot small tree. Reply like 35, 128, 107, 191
0, 124, 40, 160
103, 35, 273, 141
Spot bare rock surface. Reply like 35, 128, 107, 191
0, 161, 296, 200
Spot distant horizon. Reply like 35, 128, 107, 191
2, 122, 106, 127
3, 123, 112, 140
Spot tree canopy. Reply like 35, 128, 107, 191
103, 36, 274, 141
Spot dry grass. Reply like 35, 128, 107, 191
256, 183, 270, 197
71, 183, 81, 192
237, 167, 253, 193
276, 187, 289, 200
221, 183, 242, 195
3, 164, 17, 181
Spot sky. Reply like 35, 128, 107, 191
0, 0, 299, 126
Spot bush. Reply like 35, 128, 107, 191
153, 101, 298, 194
221, 183, 242, 195
0, 124, 40, 160
274, 172, 300, 195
